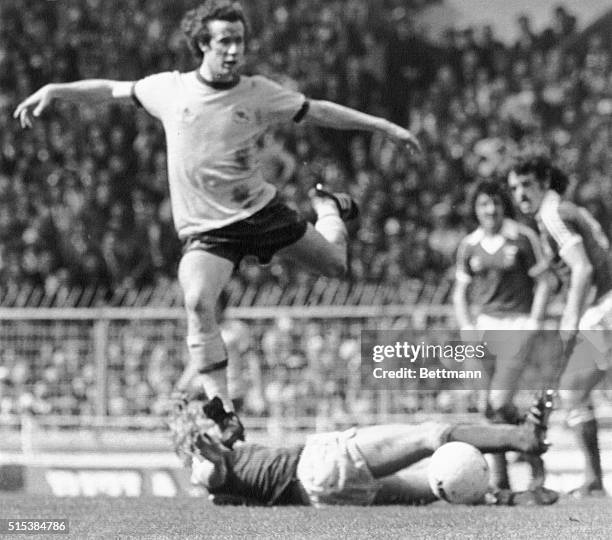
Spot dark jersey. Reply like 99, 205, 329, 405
537, 190, 612, 299
455, 219, 545, 315
209, 444, 306, 505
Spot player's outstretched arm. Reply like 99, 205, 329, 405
13, 80, 135, 128
306, 99, 421, 154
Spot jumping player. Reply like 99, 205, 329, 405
14, 0, 421, 447
507, 153, 611, 497
453, 179, 551, 491
177, 393, 556, 506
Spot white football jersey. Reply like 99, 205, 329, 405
134, 72, 306, 237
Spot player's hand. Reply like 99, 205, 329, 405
194, 432, 229, 464
13, 85, 56, 129
385, 123, 422, 155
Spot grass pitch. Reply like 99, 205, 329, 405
1, 495, 611, 539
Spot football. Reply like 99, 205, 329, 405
427, 442, 490, 504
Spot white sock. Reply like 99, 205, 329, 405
186, 331, 234, 412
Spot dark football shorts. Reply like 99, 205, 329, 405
181, 195, 308, 267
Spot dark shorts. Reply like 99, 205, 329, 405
182, 195, 308, 267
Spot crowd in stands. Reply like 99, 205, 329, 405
3, 315, 603, 420
0, 316, 486, 419
2, 1, 612, 420
1, 1, 611, 297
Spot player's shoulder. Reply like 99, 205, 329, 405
242, 74, 277, 89
136, 71, 181, 92
140, 70, 180, 82
540, 191, 575, 220
243, 74, 300, 95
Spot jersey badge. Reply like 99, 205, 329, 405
469, 256, 483, 273
232, 107, 254, 124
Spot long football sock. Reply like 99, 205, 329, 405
572, 418, 603, 488
187, 331, 233, 412
489, 453, 511, 491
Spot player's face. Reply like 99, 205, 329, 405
507, 171, 546, 215
474, 193, 504, 233
201, 20, 245, 81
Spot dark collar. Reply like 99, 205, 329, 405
195, 70, 240, 90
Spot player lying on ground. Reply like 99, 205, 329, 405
13, 0, 421, 448
507, 153, 611, 498
171, 394, 557, 506
453, 179, 551, 491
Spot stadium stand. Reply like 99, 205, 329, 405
1, 1, 612, 427
1, 1, 612, 295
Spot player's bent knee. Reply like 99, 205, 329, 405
183, 293, 218, 325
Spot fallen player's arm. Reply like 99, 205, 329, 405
190, 432, 230, 490
14, 80, 135, 128
305, 100, 421, 154
191, 455, 227, 491
558, 240, 593, 330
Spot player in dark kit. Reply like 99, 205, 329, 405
453, 179, 551, 491
507, 153, 611, 497
173, 394, 556, 507
14, 0, 421, 447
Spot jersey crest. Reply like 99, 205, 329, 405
232, 107, 255, 124
469, 256, 483, 273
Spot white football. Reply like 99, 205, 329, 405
427, 442, 489, 504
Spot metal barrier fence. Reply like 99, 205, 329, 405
0, 305, 458, 425
1, 305, 610, 429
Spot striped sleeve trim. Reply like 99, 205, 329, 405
293, 100, 310, 123
131, 81, 143, 108
540, 202, 581, 254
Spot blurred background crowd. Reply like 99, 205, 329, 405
1, 0, 612, 420
0, 317, 491, 419
1, 0, 611, 294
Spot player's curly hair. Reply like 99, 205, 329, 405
468, 178, 515, 223
507, 153, 569, 195
167, 397, 213, 466
181, 0, 248, 60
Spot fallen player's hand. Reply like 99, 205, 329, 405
194, 432, 229, 464
167, 396, 215, 466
